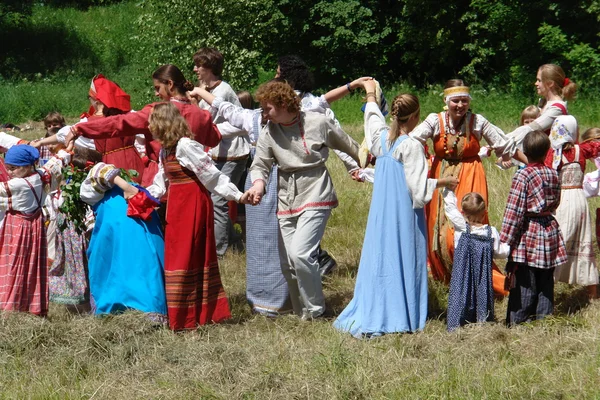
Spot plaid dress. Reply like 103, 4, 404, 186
0, 176, 48, 316
500, 163, 567, 269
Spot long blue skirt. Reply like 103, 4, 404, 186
87, 187, 167, 320
334, 135, 428, 337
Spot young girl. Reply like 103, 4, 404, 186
442, 189, 509, 332
46, 147, 99, 308
144, 102, 247, 330
80, 161, 167, 322
544, 116, 600, 297
246, 80, 361, 320
0, 135, 72, 316
39, 112, 66, 166
334, 80, 457, 337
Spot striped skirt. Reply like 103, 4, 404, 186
0, 210, 48, 316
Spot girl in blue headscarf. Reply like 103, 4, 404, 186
0, 133, 73, 316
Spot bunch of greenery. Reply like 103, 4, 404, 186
58, 165, 138, 234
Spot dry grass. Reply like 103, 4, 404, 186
2, 113, 600, 399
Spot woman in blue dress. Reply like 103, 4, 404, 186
80, 162, 167, 323
334, 80, 457, 337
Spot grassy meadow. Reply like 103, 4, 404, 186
2, 93, 600, 399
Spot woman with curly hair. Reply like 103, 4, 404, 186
245, 80, 361, 320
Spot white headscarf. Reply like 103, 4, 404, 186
550, 115, 578, 169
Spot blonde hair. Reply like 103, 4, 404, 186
582, 127, 600, 143
461, 192, 486, 223
520, 105, 541, 125
389, 94, 420, 142
538, 64, 577, 101
148, 102, 194, 150
255, 80, 301, 114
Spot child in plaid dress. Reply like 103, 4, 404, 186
500, 130, 567, 326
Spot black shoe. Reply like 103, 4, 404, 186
318, 250, 337, 276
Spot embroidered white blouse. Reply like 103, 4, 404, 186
146, 137, 242, 202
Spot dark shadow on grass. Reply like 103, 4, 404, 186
324, 290, 354, 319
554, 284, 590, 316
223, 292, 256, 324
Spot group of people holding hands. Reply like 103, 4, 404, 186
0, 48, 597, 337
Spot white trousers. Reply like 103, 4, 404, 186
278, 209, 331, 318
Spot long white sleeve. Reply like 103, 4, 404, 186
176, 138, 243, 202
442, 189, 466, 232
56, 125, 96, 150
0, 131, 24, 151
146, 158, 168, 200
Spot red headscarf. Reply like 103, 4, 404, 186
81, 74, 131, 119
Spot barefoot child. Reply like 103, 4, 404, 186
500, 130, 566, 326
443, 189, 509, 331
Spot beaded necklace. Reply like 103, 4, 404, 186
443, 112, 466, 156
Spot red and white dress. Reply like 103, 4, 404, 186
0, 141, 70, 316
147, 137, 241, 330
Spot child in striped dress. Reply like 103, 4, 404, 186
0, 135, 72, 316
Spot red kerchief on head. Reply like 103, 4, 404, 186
91, 74, 131, 113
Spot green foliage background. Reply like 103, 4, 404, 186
1, 0, 600, 122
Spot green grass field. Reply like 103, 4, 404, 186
2, 98, 600, 398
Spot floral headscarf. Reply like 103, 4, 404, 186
550, 115, 578, 169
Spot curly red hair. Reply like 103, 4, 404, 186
255, 81, 300, 114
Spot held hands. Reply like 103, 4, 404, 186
239, 191, 252, 205
350, 169, 365, 183
243, 180, 266, 205
495, 153, 513, 170
349, 77, 373, 91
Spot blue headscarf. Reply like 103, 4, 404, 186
5, 145, 40, 166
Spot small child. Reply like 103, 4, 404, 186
443, 189, 509, 332
500, 130, 566, 326
520, 105, 541, 126
40, 112, 66, 166
47, 147, 101, 309
0, 134, 72, 316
